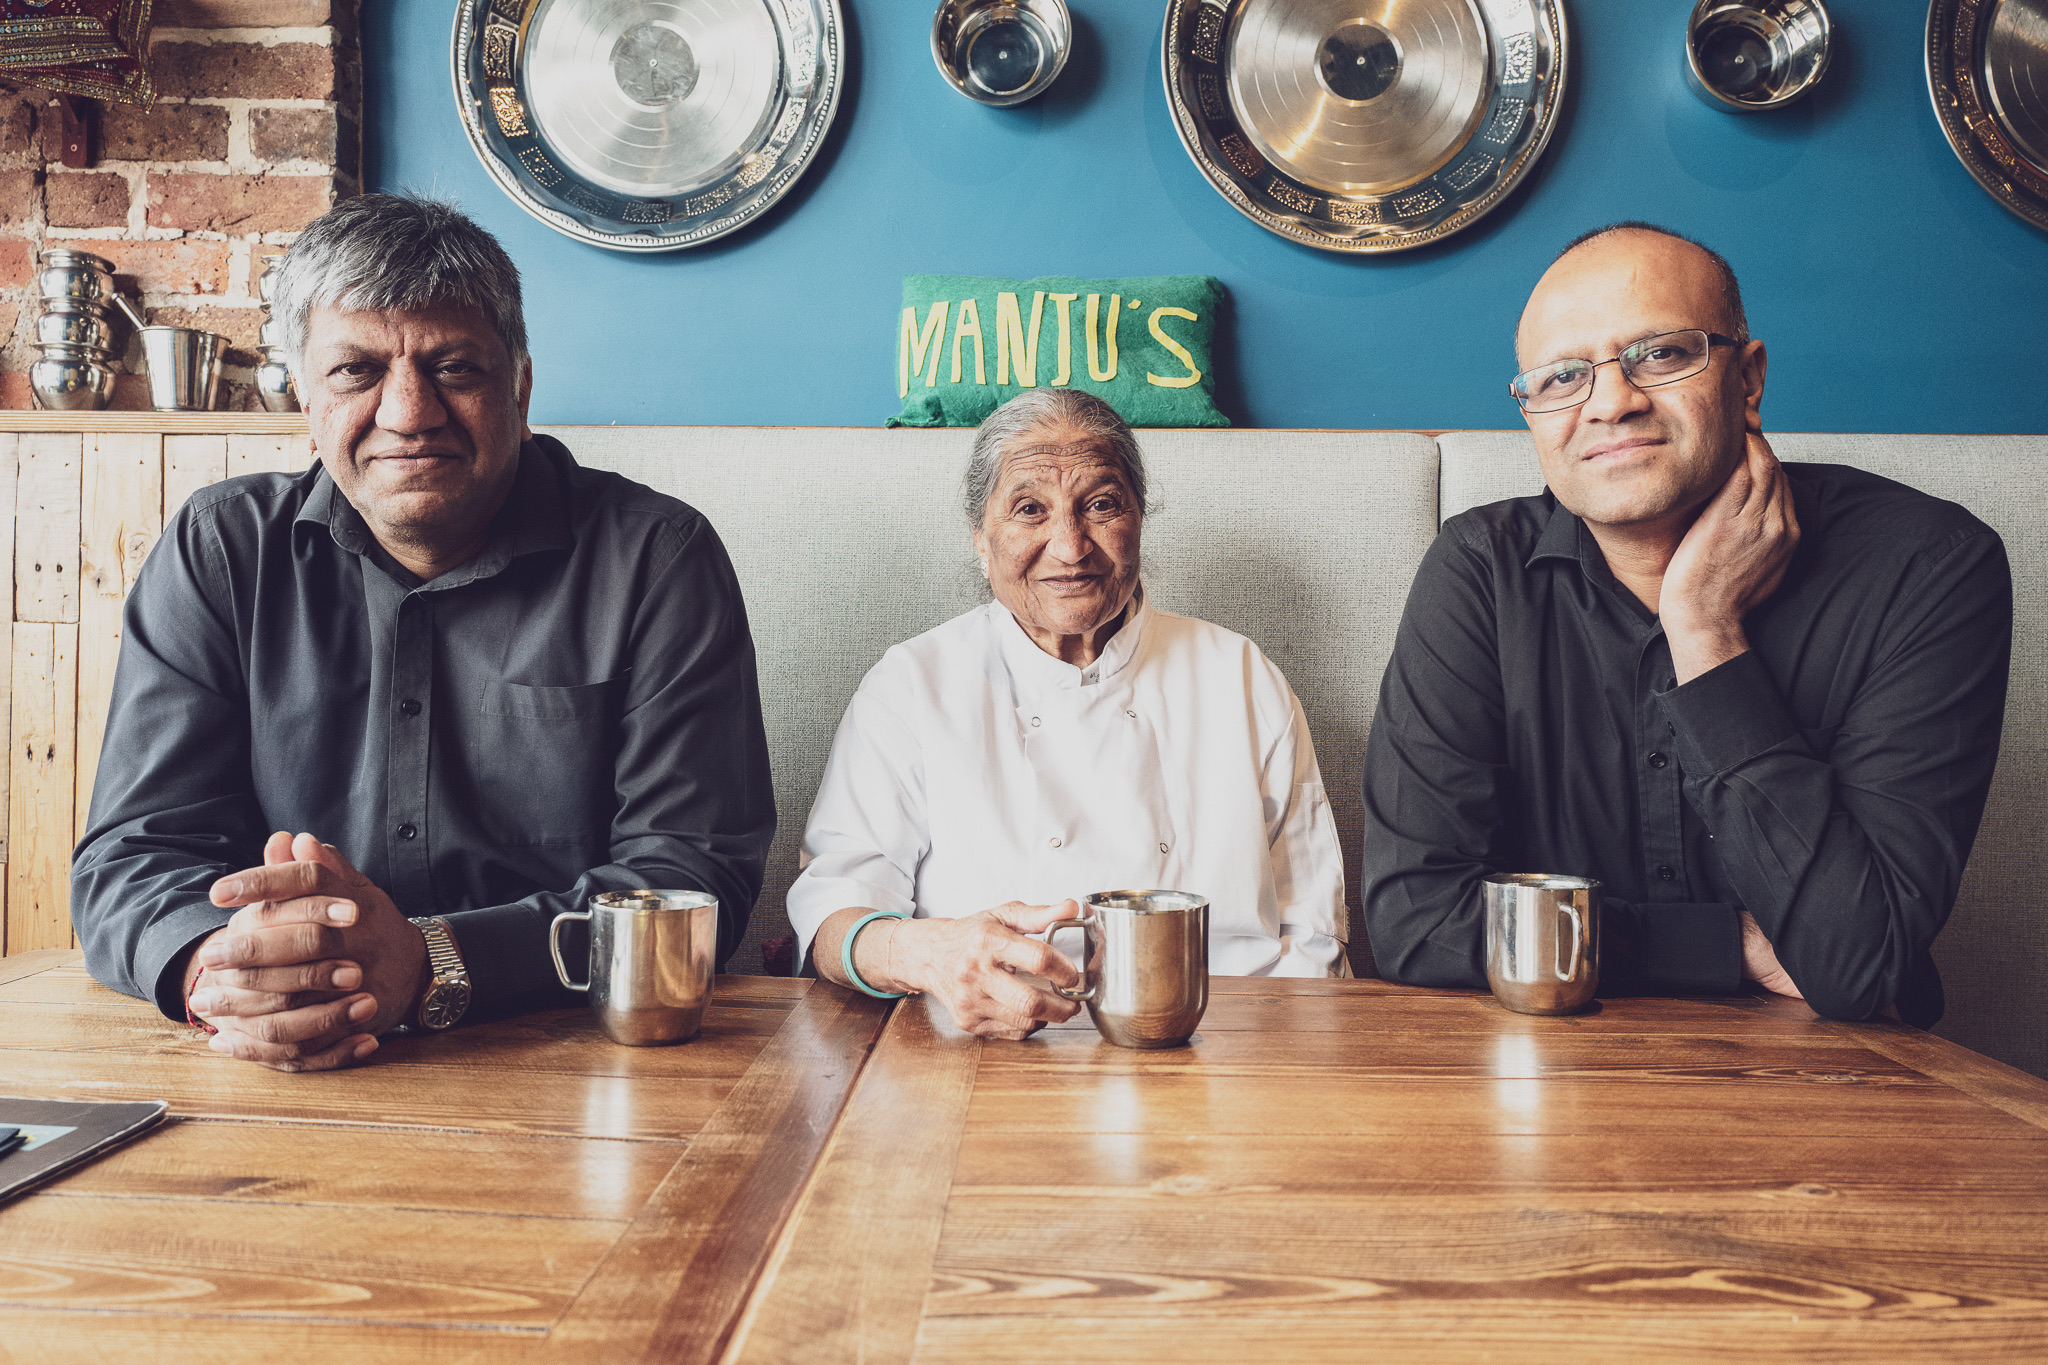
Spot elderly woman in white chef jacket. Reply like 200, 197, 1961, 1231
788, 388, 1346, 1038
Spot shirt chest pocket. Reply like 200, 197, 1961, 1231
472, 676, 627, 846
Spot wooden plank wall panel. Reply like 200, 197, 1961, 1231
8, 622, 77, 952
1, 418, 296, 959
76, 435, 164, 837
15, 434, 81, 625
226, 432, 313, 479
0, 435, 13, 948
162, 435, 228, 516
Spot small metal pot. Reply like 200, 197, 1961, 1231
37, 264, 114, 304
30, 354, 117, 411
35, 306, 118, 352
35, 339, 116, 364
38, 247, 116, 274
258, 316, 288, 348
1685, 0, 1831, 112
255, 346, 300, 413
257, 254, 285, 304
932, 0, 1072, 106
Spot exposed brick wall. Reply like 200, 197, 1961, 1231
0, 1, 361, 410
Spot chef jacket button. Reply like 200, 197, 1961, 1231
399, 698, 421, 718
1648, 751, 1669, 769
1159, 842, 1169, 854
1030, 716, 1042, 727
1657, 864, 1675, 881
398, 822, 418, 841
1049, 837, 1062, 849
1126, 709, 1137, 718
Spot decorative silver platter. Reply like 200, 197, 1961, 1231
1163, 0, 1568, 253
452, 0, 843, 252
1927, 0, 2048, 232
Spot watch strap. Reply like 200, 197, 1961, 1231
409, 916, 470, 1030
413, 916, 464, 978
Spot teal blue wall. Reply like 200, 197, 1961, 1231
370, 2, 2047, 431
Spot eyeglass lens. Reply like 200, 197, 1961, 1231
1513, 330, 1714, 412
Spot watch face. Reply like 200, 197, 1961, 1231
420, 977, 472, 1030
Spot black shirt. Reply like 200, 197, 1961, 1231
73, 436, 775, 1022
1361, 461, 2011, 1025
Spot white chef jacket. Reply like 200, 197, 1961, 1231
788, 589, 1348, 976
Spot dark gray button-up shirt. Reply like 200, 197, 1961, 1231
1362, 461, 2011, 1025
74, 436, 774, 1022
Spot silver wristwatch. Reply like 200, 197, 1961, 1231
410, 916, 471, 1030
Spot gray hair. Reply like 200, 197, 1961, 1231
963, 389, 1150, 528
272, 193, 528, 375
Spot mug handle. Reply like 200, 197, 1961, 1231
1555, 905, 1583, 983
550, 908, 592, 992
1043, 914, 1097, 1001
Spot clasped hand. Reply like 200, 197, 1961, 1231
184, 831, 428, 1072
870, 902, 1085, 1041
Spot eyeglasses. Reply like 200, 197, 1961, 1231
1509, 329, 1738, 413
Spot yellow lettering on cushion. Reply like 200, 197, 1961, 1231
900, 301, 950, 396
996, 290, 1047, 387
951, 297, 986, 385
1046, 293, 1079, 386
1086, 293, 1121, 382
1146, 307, 1202, 389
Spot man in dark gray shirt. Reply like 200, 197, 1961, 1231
1362, 222, 2010, 1024
73, 195, 774, 1070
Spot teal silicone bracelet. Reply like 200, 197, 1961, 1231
842, 911, 910, 999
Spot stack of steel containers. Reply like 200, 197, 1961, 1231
254, 255, 299, 412
30, 249, 128, 411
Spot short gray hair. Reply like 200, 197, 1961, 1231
272, 193, 528, 374
964, 389, 1149, 527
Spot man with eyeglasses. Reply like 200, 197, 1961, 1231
1360, 222, 2012, 1024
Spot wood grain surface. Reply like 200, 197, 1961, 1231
0, 412, 309, 435
0, 953, 877, 1364
75, 433, 162, 839
544, 984, 893, 1362
720, 978, 2048, 1363
728, 992, 983, 1365
12, 956, 2048, 1362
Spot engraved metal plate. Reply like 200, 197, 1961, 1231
1163, 0, 1568, 252
1927, 0, 2048, 232
452, 0, 843, 251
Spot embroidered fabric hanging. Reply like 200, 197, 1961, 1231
0, 0, 155, 104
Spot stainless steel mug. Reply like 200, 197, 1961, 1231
1483, 874, 1600, 1015
1044, 890, 1209, 1048
549, 889, 717, 1045
139, 326, 226, 412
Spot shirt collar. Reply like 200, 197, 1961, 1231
994, 583, 1149, 692
1526, 495, 1585, 569
1526, 493, 1665, 628
295, 438, 572, 589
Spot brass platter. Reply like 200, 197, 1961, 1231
1162, 0, 1569, 252
451, 0, 844, 252
1927, 0, 2048, 231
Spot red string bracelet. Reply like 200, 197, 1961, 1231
184, 964, 218, 1036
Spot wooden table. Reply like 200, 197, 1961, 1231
0, 949, 891, 1362
6, 954, 2048, 1361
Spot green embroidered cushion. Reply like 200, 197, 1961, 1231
888, 274, 1228, 428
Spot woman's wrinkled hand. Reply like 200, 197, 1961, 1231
885, 901, 1086, 1040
